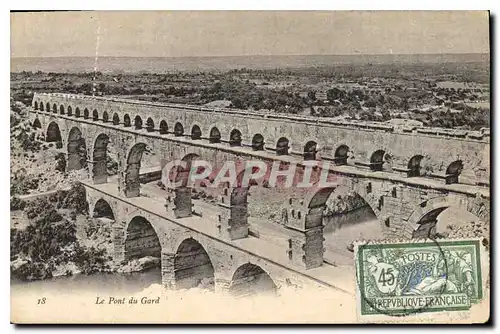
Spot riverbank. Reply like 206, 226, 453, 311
11, 200, 162, 282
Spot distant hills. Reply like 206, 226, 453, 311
11, 53, 489, 74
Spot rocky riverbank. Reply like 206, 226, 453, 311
11, 192, 161, 281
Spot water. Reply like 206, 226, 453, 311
323, 207, 382, 266
11, 268, 161, 295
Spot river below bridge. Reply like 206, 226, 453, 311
11, 268, 162, 296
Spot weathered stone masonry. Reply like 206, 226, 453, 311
33, 93, 490, 184
30, 93, 490, 294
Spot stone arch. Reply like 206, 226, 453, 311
407, 154, 424, 177
407, 195, 488, 239
276, 137, 290, 155
174, 122, 184, 136
102, 111, 109, 123
59, 104, 65, 115
34, 101, 39, 110
159, 120, 168, 134
92, 198, 115, 220
52, 103, 57, 113
46, 102, 50, 112
146, 117, 155, 132
335, 144, 350, 165
229, 129, 242, 146
303, 182, 381, 223
445, 160, 464, 184
209, 127, 221, 143
83, 108, 89, 119
67, 106, 73, 116
306, 180, 385, 261
191, 124, 202, 140
303, 141, 318, 160
92, 109, 99, 121
67, 127, 88, 171
32, 118, 42, 129
174, 238, 215, 291
124, 143, 147, 197
229, 263, 277, 298
252, 134, 265, 150
112, 113, 120, 125
124, 216, 161, 261
124, 114, 131, 127
75, 107, 81, 117
134, 115, 143, 130
39, 102, 44, 111
370, 149, 385, 171
92, 133, 110, 184
46, 121, 62, 143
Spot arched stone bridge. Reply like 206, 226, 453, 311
28, 93, 490, 295
33, 92, 490, 183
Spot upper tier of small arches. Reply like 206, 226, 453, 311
32, 93, 490, 142
35, 111, 469, 184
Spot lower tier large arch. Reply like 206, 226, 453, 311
174, 238, 215, 291
406, 195, 489, 239
92, 133, 111, 184
92, 198, 115, 220
124, 142, 147, 197
67, 127, 88, 171
228, 263, 277, 298
124, 216, 161, 261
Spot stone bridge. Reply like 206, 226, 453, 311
27, 92, 490, 295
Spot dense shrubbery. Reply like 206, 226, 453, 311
200, 79, 308, 113
424, 107, 490, 130
54, 153, 66, 172
24, 199, 62, 222
11, 219, 74, 263
10, 196, 26, 211
11, 185, 106, 281
11, 111, 21, 128
18, 183, 88, 219
11, 214, 111, 280
10, 170, 40, 196
52, 183, 89, 215
73, 245, 110, 275
15, 130, 43, 152
11, 90, 34, 105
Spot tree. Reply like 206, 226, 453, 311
327, 88, 346, 102
381, 109, 391, 121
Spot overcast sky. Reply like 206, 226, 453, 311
11, 11, 490, 58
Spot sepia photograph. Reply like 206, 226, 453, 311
9, 10, 491, 324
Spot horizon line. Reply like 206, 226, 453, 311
11, 52, 490, 60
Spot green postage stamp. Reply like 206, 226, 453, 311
355, 239, 485, 317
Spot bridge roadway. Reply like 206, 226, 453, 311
82, 177, 356, 295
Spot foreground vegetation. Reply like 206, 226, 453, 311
11, 184, 112, 281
